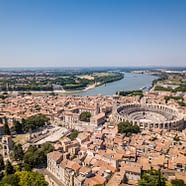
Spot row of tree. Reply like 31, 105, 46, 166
94, 72, 124, 85
13, 114, 50, 134
155, 85, 186, 92
1, 114, 50, 136
117, 90, 143, 97
0, 84, 53, 91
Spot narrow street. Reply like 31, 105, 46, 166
36, 168, 65, 186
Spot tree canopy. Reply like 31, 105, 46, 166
0, 174, 19, 186
68, 129, 79, 141
23, 142, 54, 168
0, 171, 48, 186
15, 171, 48, 186
22, 114, 49, 132
12, 114, 49, 134
0, 155, 5, 172
118, 90, 143, 97
13, 144, 24, 161
79, 112, 91, 122
171, 179, 186, 186
118, 121, 140, 136
13, 120, 23, 134
5, 161, 15, 175
3, 123, 11, 135
138, 169, 166, 186
0, 146, 49, 186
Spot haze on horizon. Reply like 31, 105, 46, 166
0, 0, 186, 68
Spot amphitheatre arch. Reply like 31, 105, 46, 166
113, 103, 184, 130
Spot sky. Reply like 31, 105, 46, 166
0, 0, 186, 68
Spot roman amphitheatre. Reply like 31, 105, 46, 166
113, 103, 184, 130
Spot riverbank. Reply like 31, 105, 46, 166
79, 72, 158, 96
0, 70, 124, 93
1, 73, 158, 96
57, 83, 97, 94
2, 83, 98, 95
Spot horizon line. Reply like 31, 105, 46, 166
1, 65, 186, 69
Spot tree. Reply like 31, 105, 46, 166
173, 135, 180, 142
23, 143, 53, 168
22, 163, 32, 171
0, 155, 5, 171
171, 179, 186, 186
118, 121, 140, 136
13, 120, 23, 134
5, 161, 14, 175
68, 129, 79, 140
138, 169, 166, 186
15, 171, 48, 186
0, 172, 4, 181
13, 144, 24, 161
40, 142, 54, 154
23, 114, 49, 132
23, 150, 37, 169
118, 90, 143, 97
3, 123, 10, 135
79, 112, 91, 122
0, 174, 19, 186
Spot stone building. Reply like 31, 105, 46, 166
47, 151, 63, 178
2, 135, 13, 160
113, 103, 184, 130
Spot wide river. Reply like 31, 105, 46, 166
77, 72, 158, 96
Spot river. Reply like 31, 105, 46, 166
18, 72, 157, 96
78, 72, 157, 96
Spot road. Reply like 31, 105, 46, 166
36, 168, 65, 186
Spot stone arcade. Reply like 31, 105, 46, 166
112, 103, 184, 130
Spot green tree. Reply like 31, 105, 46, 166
3, 123, 10, 135
118, 121, 140, 135
16, 171, 48, 186
23, 143, 53, 168
22, 163, 32, 171
68, 129, 79, 140
171, 179, 186, 186
0, 172, 4, 181
5, 161, 14, 175
0, 174, 19, 186
173, 135, 180, 142
138, 169, 166, 186
13, 120, 23, 134
0, 155, 5, 171
23, 114, 49, 132
40, 142, 54, 154
13, 144, 24, 161
118, 90, 143, 97
79, 112, 91, 122
23, 150, 37, 168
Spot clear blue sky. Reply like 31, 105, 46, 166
0, 0, 186, 67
